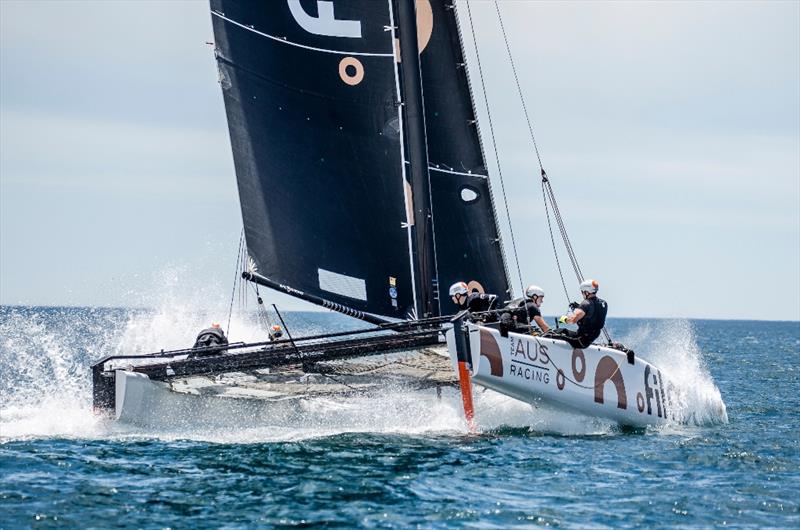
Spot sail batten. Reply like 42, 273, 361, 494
211, 11, 395, 57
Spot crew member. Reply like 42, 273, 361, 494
268, 324, 283, 341
513, 284, 550, 333
190, 322, 229, 357
555, 279, 607, 348
449, 281, 498, 316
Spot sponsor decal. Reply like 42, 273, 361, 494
339, 57, 364, 86
280, 283, 304, 296
287, 0, 362, 38
571, 348, 586, 382
388, 277, 398, 308
508, 335, 550, 385
636, 366, 674, 419
594, 355, 628, 410
478, 329, 503, 376
466, 280, 485, 294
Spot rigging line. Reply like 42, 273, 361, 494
492, 2, 586, 288
494, 1, 611, 344
226, 228, 245, 336
543, 351, 622, 391
545, 181, 582, 279
270, 302, 360, 392
542, 182, 571, 304
545, 181, 612, 344
464, 0, 525, 298
493, 0, 544, 172
249, 283, 275, 336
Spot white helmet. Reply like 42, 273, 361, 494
579, 278, 599, 294
525, 284, 545, 299
449, 281, 469, 297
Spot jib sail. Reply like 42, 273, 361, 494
211, 0, 416, 319
419, 0, 511, 305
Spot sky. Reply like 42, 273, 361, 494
1, 0, 798, 321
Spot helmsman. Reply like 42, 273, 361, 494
449, 281, 498, 314
556, 279, 608, 348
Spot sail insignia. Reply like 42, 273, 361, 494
286, 0, 363, 39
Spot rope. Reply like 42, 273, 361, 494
541, 183, 571, 303
464, 0, 525, 301
493, 1, 544, 172
544, 348, 621, 390
249, 283, 276, 336
491, 1, 612, 344
226, 228, 245, 336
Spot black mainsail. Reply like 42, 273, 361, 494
211, 0, 510, 322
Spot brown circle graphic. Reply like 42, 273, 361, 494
466, 280, 485, 294
571, 348, 586, 382
339, 57, 364, 86
416, 0, 433, 53
394, 0, 434, 63
636, 392, 645, 413
556, 369, 565, 390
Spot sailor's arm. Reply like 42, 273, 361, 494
559, 308, 585, 325
534, 315, 550, 332
569, 309, 585, 323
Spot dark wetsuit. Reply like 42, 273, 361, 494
520, 300, 542, 323
465, 293, 498, 313
506, 300, 542, 330
555, 296, 607, 348
458, 292, 499, 322
496, 300, 544, 334
189, 327, 229, 357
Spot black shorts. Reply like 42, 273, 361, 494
549, 329, 594, 349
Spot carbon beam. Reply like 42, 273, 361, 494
130, 329, 441, 382
242, 271, 391, 326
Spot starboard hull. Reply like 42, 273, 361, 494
446, 323, 678, 428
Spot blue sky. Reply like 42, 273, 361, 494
1, 1, 798, 321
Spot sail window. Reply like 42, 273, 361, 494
318, 268, 367, 301
460, 187, 479, 203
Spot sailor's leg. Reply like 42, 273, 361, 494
550, 329, 584, 349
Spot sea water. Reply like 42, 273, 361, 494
0, 305, 797, 528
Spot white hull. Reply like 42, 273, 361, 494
110, 347, 459, 428
447, 324, 678, 427
113, 370, 308, 428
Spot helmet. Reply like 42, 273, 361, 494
579, 279, 599, 294
525, 284, 545, 299
449, 281, 469, 297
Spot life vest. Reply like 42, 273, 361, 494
465, 293, 498, 312
577, 296, 607, 342
192, 327, 228, 355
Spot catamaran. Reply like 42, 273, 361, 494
92, 0, 686, 429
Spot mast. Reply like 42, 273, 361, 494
396, 0, 439, 318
